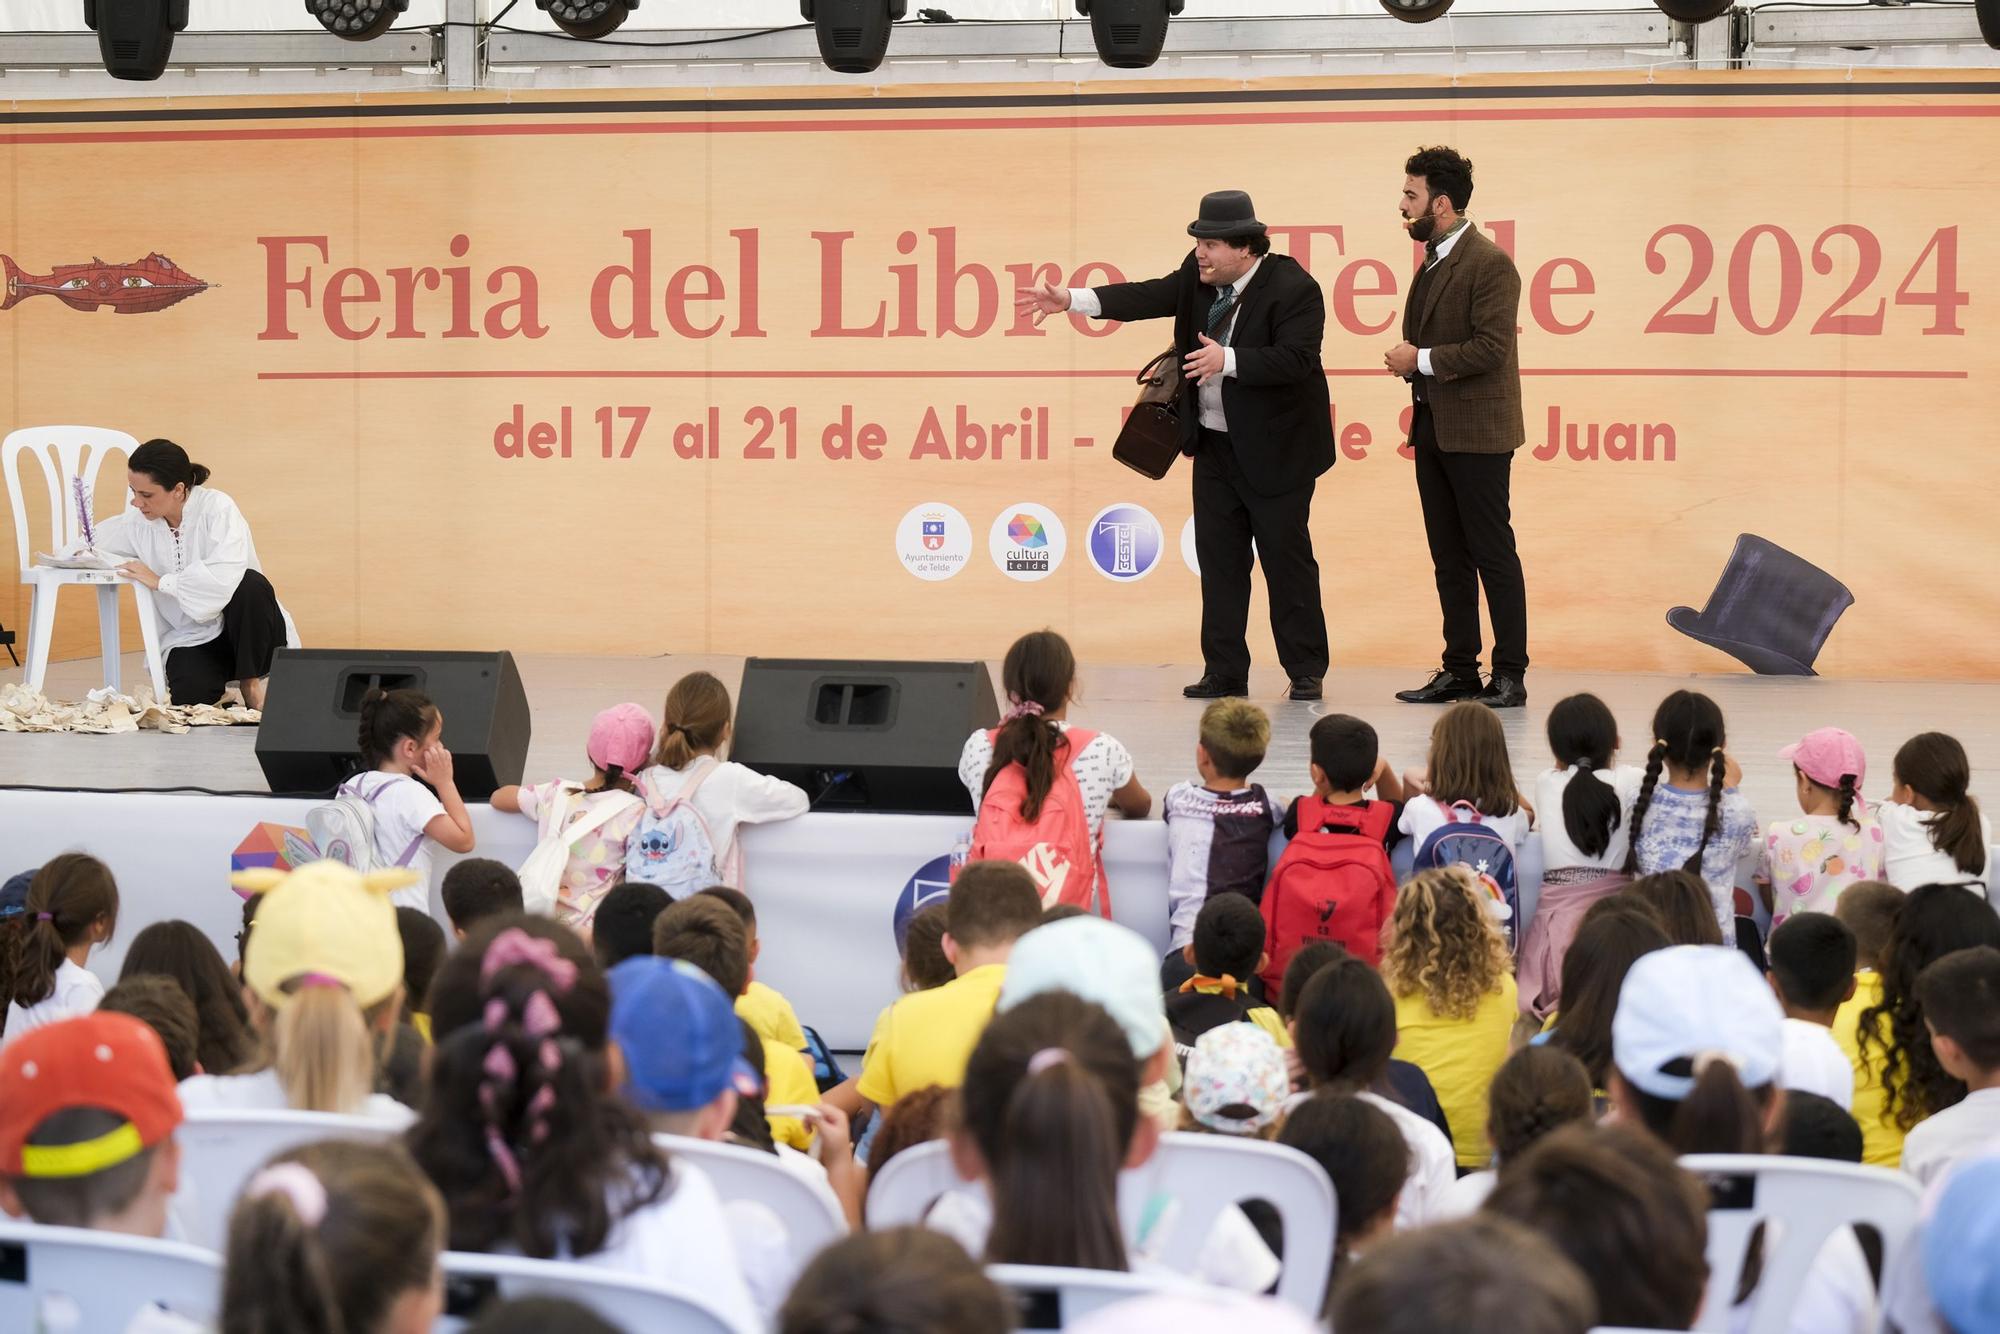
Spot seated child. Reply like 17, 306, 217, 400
1263, 714, 1406, 989
395, 905, 447, 1042
1434, 1044, 1593, 1220
1902, 945, 2000, 1185
439, 858, 525, 939
1181, 1023, 1291, 1140
491, 702, 654, 931
337, 688, 476, 909
698, 885, 810, 1058
1279, 942, 1452, 1145
1767, 912, 1861, 1111
4, 853, 118, 1040
1277, 1092, 1409, 1284
1166, 893, 1288, 1057
653, 895, 819, 1149
1162, 699, 1280, 988
98, 975, 201, 1081
1878, 732, 1993, 891
1329, 1214, 1596, 1334
780, 1228, 1014, 1334
591, 879, 669, 969
1624, 690, 1758, 933
1758, 728, 1884, 925
1831, 880, 1906, 1168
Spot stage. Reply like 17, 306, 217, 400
5, 650, 1997, 823
5, 651, 1997, 1050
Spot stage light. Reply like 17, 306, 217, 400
537, 0, 640, 40
1379, 0, 1455, 22
81, 0, 189, 80
800, 0, 907, 74
1651, 0, 1731, 20
305, 0, 409, 40
1075, 0, 1184, 68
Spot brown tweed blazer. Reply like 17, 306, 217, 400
1405, 224, 1525, 454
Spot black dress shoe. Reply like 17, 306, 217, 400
1478, 676, 1528, 709
1286, 675, 1323, 702
1394, 669, 1485, 704
1183, 675, 1249, 699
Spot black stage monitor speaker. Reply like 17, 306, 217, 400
731, 658, 997, 813
255, 649, 530, 800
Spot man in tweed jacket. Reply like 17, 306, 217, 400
1385, 145, 1530, 709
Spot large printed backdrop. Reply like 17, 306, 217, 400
2, 71, 1995, 680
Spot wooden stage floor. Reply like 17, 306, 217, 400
5, 652, 1997, 833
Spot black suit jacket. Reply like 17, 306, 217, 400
1092, 250, 1334, 499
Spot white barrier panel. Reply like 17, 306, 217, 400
0, 790, 1170, 1050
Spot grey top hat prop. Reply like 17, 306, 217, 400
1665, 533, 1855, 676
1188, 190, 1268, 240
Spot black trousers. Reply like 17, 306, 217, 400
165, 568, 287, 706
1193, 427, 1329, 683
1410, 401, 1529, 680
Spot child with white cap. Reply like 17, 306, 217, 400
492, 701, 655, 931
1758, 727, 1884, 926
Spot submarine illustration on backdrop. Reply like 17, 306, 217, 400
2, 252, 212, 314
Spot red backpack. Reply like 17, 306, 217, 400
1258, 797, 1398, 993
965, 727, 1109, 916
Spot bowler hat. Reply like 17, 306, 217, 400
1188, 190, 1267, 241
1665, 533, 1854, 676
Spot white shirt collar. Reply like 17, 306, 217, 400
1219, 254, 1265, 297
1429, 220, 1472, 262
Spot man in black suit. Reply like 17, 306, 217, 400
1017, 190, 1335, 701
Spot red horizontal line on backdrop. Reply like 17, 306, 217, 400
7, 104, 2000, 147
256, 367, 1967, 381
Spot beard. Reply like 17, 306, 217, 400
1406, 213, 1439, 244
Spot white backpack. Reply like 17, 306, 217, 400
516, 784, 644, 917
623, 760, 740, 899
307, 775, 423, 873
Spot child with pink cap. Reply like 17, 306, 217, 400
1756, 727, 1885, 925
492, 703, 656, 932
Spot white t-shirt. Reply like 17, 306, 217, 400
93, 486, 300, 654
1902, 1087, 2000, 1187
959, 722, 1136, 846
1729, 1224, 1876, 1334
634, 759, 809, 887
1433, 1168, 1496, 1221
3, 958, 105, 1043
1397, 795, 1532, 861
175, 1067, 417, 1125
1878, 801, 1994, 892
1781, 1018, 1856, 1112
1281, 1088, 1457, 1230
544, 1162, 759, 1333
1532, 765, 1645, 872
335, 772, 445, 910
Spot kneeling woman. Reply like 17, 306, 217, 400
95, 438, 296, 709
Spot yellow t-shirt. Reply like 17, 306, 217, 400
1393, 974, 1520, 1168
738, 980, 808, 1053
1832, 971, 1908, 1168
761, 1032, 820, 1151
855, 964, 1007, 1108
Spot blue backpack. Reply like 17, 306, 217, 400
1413, 800, 1520, 950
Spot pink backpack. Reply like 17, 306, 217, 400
966, 728, 1109, 916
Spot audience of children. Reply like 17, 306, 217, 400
1625, 690, 1760, 932
960, 630, 1151, 913
697, 885, 811, 1060
439, 858, 526, 939
394, 905, 447, 1043
1759, 727, 1885, 924
1329, 1213, 1597, 1334
1180, 1022, 1290, 1137
1879, 732, 1994, 891
335, 687, 476, 908
1381, 866, 1518, 1167
99, 974, 202, 1081
1436, 1043, 1593, 1218
491, 702, 654, 931
1902, 945, 2000, 1185
3, 852, 117, 1040
1277, 940, 1452, 1143
627, 671, 809, 897
1767, 912, 1862, 1110
779, 1227, 1013, 1334
1541, 900, 1670, 1093
117, 918, 256, 1076
1276, 1090, 1408, 1288
588, 878, 668, 969
1400, 701, 1533, 854
1161, 699, 1280, 984
1832, 879, 1914, 1166
899, 901, 955, 992
1165, 892, 1288, 1055
1623, 868, 1727, 947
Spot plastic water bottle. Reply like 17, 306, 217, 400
949, 829, 972, 878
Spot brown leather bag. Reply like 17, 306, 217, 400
1111, 346, 1183, 480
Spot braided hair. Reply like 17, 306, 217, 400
1623, 691, 1728, 877
408, 917, 670, 1260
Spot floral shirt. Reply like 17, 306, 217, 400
517, 781, 646, 928
1759, 813, 1886, 926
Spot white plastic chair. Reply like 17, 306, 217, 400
2, 425, 167, 699
987, 1263, 1205, 1329
436, 1250, 759, 1333
175, 1109, 401, 1252
0, 1217, 222, 1330
652, 1132, 848, 1268
867, 1133, 1336, 1316
1679, 1153, 1921, 1334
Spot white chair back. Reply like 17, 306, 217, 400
2, 425, 138, 576
987, 1262, 1203, 1330
652, 1133, 847, 1267
865, 1133, 1336, 1316
175, 1109, 400, 1252
436, 1250, 758, 1334
1680, 1153, 1921, 1334
0, 1217, 222, 1330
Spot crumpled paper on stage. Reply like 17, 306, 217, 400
0, 683, 259, 734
